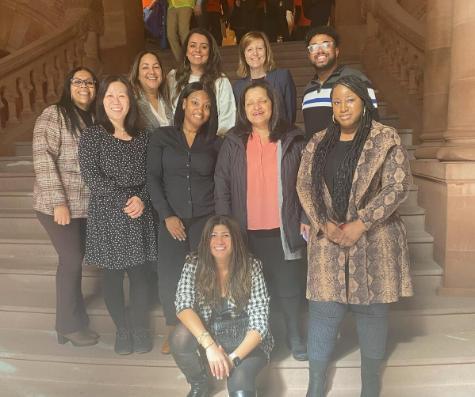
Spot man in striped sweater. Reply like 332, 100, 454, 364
302, 25, 378, 139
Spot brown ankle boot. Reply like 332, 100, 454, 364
57, 330, 98, 347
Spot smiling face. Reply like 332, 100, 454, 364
244, 38, 266, 72
186, 33, 210, 70
331, 84, 364, 135
70, 69, 96, 111
138, 53, 162, 95
210, 224, 233, 264
182, 89, 211, 131
307, 33, 339, 71
103, 81, 130, 125
244, 86, 272, 129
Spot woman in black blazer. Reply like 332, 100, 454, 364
147, 82, 220, 354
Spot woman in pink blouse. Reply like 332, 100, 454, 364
215, 80, 308, 361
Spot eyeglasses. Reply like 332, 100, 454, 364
307, 41, 334, 53
70, 78, 96, 88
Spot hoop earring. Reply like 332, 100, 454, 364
363, 107, 366, 117
332, 114, 337, 124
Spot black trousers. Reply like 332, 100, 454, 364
170, 323, 267, 393
101, 263, 150, 330
158, 215, 210, 325
36, 212, 89, 334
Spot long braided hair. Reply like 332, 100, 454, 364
312, 75, 377, 223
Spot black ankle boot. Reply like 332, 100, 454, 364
306, 360, 328, 397
360, 356, 383, 397
229, 391, 257, 397
114, 328, 133, 355
132, 328, 153, 354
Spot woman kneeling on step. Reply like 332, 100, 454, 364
170, 215, 273, 397
297, 75, 414, 397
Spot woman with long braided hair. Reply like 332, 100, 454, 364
297, 75, 413, 397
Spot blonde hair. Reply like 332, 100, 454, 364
237, 31, 275, 78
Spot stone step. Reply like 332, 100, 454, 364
0, 156, 33, 172
1, 329, 474, 396
400, 205, 426, 231
0, 172, 34, 191
14, 142, 32, 157
0, 191, 33, 209
0, 209, 46, 239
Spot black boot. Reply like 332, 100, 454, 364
172, 351, 210, 397
306, 360, 328, 397
281, 295, 308, 361
360, 356, 383, 397
229, 391, 257, 397
114, 328, 133, 355
132, 328, 153, 354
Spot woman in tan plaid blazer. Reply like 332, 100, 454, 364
33, 66, 99, 347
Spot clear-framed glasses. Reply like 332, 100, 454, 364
70, 78, 96, 88
307, 41, 334, 53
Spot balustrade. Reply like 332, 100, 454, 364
0, 11, 90, 138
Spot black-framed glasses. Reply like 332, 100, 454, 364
70, 78, 96, 88
307, 41, 334, 53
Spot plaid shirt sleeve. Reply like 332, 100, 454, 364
32, 106, 67, 207
175, 255, 198, 314
246, 258, 271, 341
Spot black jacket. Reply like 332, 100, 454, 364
215, 126, 307, 252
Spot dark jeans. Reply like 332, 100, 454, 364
101, 263, 149, 330
308, 301, 389, 361
36, 212, 89, 334
158, 215, 210, 325
170, 323, 267, 393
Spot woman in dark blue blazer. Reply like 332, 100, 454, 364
233, 31, 297, 125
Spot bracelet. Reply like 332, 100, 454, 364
203, 340, 215, 350
197, 331, 210, 346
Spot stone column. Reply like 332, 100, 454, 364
414, 0, 452, 159
437, 0, 475, 161
412, 0, 475, 296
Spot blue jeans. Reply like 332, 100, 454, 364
307, 301, 389, 361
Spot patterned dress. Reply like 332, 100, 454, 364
79, 125, 158, 269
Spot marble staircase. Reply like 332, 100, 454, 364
0, 41, 475, 396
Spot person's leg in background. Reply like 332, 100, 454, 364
167, 7, 182, 62
352, 303, 389, 397
307, 301, 347, 397
101, 268, 133, 354
127, 263, 153, 353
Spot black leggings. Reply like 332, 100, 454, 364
170, 323, 267, 393
36, 212, 89, 334
101, 264, 149, 330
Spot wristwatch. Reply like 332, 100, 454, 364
229, 352, 242, 367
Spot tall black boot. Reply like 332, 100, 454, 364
171, 351, 210, 397
280, 295, 308, 361
360, 356, 383, 397
306, 360, 328, 397
229, 391, 257, 397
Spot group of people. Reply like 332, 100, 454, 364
32, 25, 413, 397
144, 0, 335, 62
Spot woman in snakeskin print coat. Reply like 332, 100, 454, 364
296, 75, 413, 397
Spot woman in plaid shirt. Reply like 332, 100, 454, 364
33, 67, 99, 347
170, 215, 273, 397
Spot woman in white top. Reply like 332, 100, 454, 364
167, 28, 236, 136
129, 50, 173, 132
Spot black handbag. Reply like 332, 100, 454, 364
210, 308, 249, 353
